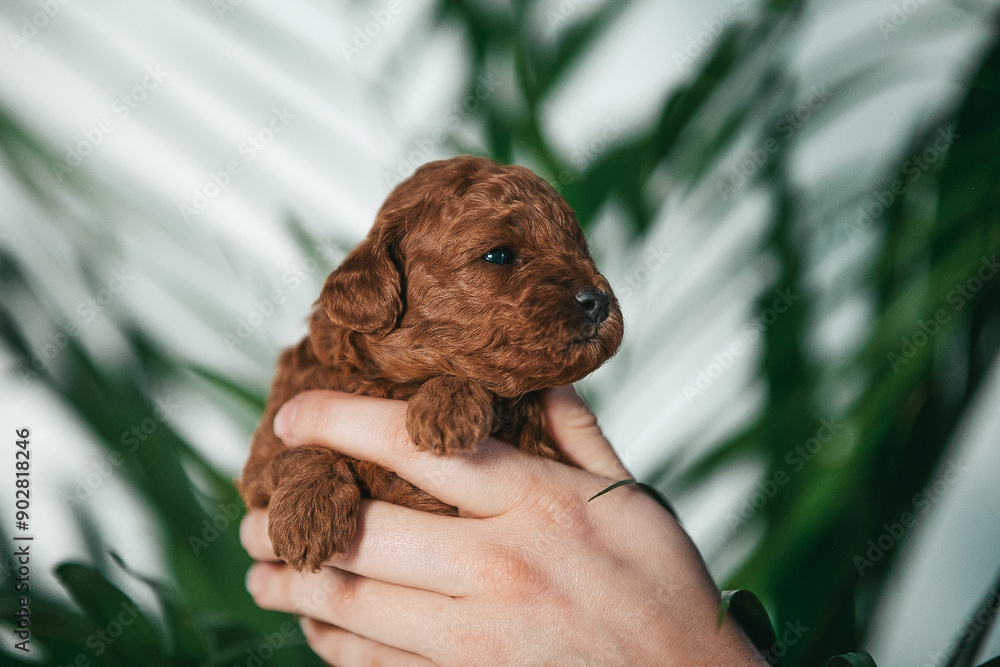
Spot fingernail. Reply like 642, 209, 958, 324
246, 564, 268, 596
273, 396, 301, 440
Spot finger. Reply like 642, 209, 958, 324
247, 561, 460, 656
241, 501, 478, 596
542, 385, 629, 479
274, 390, 543, 516
299, 618, 436, 667
239, 510, 283, 562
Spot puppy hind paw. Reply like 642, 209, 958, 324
406, 377, 494, 455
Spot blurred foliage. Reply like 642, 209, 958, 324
2, 0, 1000, 665
652, 10, 1000, 665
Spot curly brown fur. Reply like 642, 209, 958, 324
238, 155, 624, 571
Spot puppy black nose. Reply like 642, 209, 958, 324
576, 289, 610, 325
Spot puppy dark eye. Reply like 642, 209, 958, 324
483, 246, 516, 265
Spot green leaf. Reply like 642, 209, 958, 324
54, 562, 166, 665
186, 362, 267, 413
588, 479, 639, 501
109, 552, 209, 662
943, 570, 1000, 667
587, 480, 678, 520
718, 589, 780, 666
827, 651, 879, 667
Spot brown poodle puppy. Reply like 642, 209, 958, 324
238, 155, 624, 572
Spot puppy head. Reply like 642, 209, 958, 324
318, 155, 624, 396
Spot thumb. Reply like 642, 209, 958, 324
542, 384, 630, 480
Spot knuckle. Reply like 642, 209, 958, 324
566, 401, 600, 431
473, 543, 545, 599
328, 569, 360, 609
294, 391, 332, 439
386, 415, 417, 460
528, 485, 589, 534
294, 569, 357, 619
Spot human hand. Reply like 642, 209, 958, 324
240, 385, 768, 666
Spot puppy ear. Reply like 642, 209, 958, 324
319, 228, 402, 335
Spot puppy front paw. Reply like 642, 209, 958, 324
266, 448, 361, 572
406, 377, 494, 455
